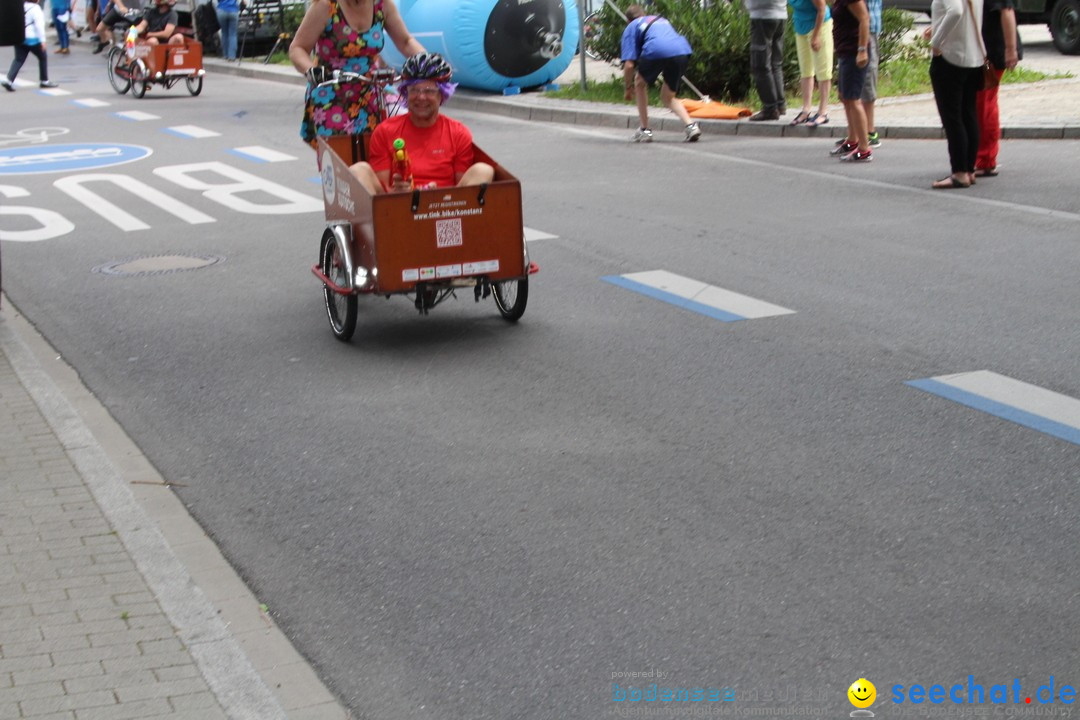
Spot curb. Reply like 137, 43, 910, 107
201, 57, 1080, 141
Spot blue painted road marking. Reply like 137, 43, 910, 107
0, 143, 153, 175
603, 270, 796, 322
907, 371, 1080, 446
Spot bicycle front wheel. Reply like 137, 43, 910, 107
107, 47, 130, 94
583, 11, 603, 60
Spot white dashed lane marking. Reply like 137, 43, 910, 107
603, 270, 796, 322
116, 110, 161, 121
72, 98, 110, 107
524, 227, 557, 241
165, 125, 221, 139
229, 146, 298, 163
907, 370, 1080, 446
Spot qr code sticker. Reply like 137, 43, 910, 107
436, 218, 463, 248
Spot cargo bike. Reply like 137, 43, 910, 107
107, 30, 205, 98
310, 69, 538, 342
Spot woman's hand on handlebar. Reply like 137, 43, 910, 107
306, 65, 331, 85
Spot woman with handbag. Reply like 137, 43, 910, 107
927, 0, 984, 188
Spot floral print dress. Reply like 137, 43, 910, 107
300, 0, 386, 146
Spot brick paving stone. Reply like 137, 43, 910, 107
116, 677, 212, 703
63, 669, 156, 695
18, 689, 118, 716
151, 664, 200, 682
89, 627, 178, 649
101, 651, 197, 676
158, 709, 229, 720
41, 618, 127, 639
168, 689, 228, 711
73, 698, 172, 719
50, 643, 143, 667
11, 661, 103, 686
0, 654, 52, 674
0, 679, 66, 703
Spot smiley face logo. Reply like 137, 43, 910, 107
848, 678, 876, 709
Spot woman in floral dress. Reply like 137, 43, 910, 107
289, 0, 424, 147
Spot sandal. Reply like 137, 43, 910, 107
931, 175, 971, 189
974, 166, 999, 177
809, 113, 829, 127
790, 110, 812, 125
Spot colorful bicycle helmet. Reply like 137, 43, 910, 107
400, 53, 453, 83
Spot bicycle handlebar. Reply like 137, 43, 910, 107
314, 68, 401, 89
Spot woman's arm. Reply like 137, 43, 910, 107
811, 0, 826, 51
289, 0, 333, 75
929, 0, 963, 53
382, 0, 425, 57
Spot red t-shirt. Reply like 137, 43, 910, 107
368, 114, 474, 189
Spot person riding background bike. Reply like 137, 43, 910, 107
289, 0, 424, 148
347, 52, 494, 194
133, 0, 185, 46
91, 0, 141, 53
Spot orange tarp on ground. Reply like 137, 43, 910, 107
681, 98, 752, 119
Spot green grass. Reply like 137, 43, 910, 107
547, 54, 1071, 108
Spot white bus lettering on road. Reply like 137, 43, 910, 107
153, 162, 322, 215
0, 162, 322, 240
0, 184, 75, 242
54, 173, 215, 232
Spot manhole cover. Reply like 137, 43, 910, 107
93, 254, 225, 277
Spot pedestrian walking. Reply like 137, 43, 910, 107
2, 0, 59, 91
746, 0, 788, 121
619, 4, 701, 142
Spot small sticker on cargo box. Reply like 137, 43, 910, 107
402, 268, 419, 282
462, 260, 500, 275
436, 264, 462, 278
419, 267, 436, 280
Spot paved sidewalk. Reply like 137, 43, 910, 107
199, 29, 1080, 141
0, 303, 349, 720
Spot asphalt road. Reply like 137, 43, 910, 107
2, 54, 1078, 720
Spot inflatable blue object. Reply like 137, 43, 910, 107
382, 0, 581, 92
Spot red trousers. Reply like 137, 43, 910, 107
974, 68, 1005, 170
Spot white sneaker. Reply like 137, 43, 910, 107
684, 122, 701, 142
1, 78, 13, 92
632, 127, 653, 143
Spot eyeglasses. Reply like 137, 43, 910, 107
410, 87, 440, 97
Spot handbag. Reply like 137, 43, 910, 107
963, 0, 999, 89
57, 11, 70, 22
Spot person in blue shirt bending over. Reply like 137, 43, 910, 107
619, 4, 701, 143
